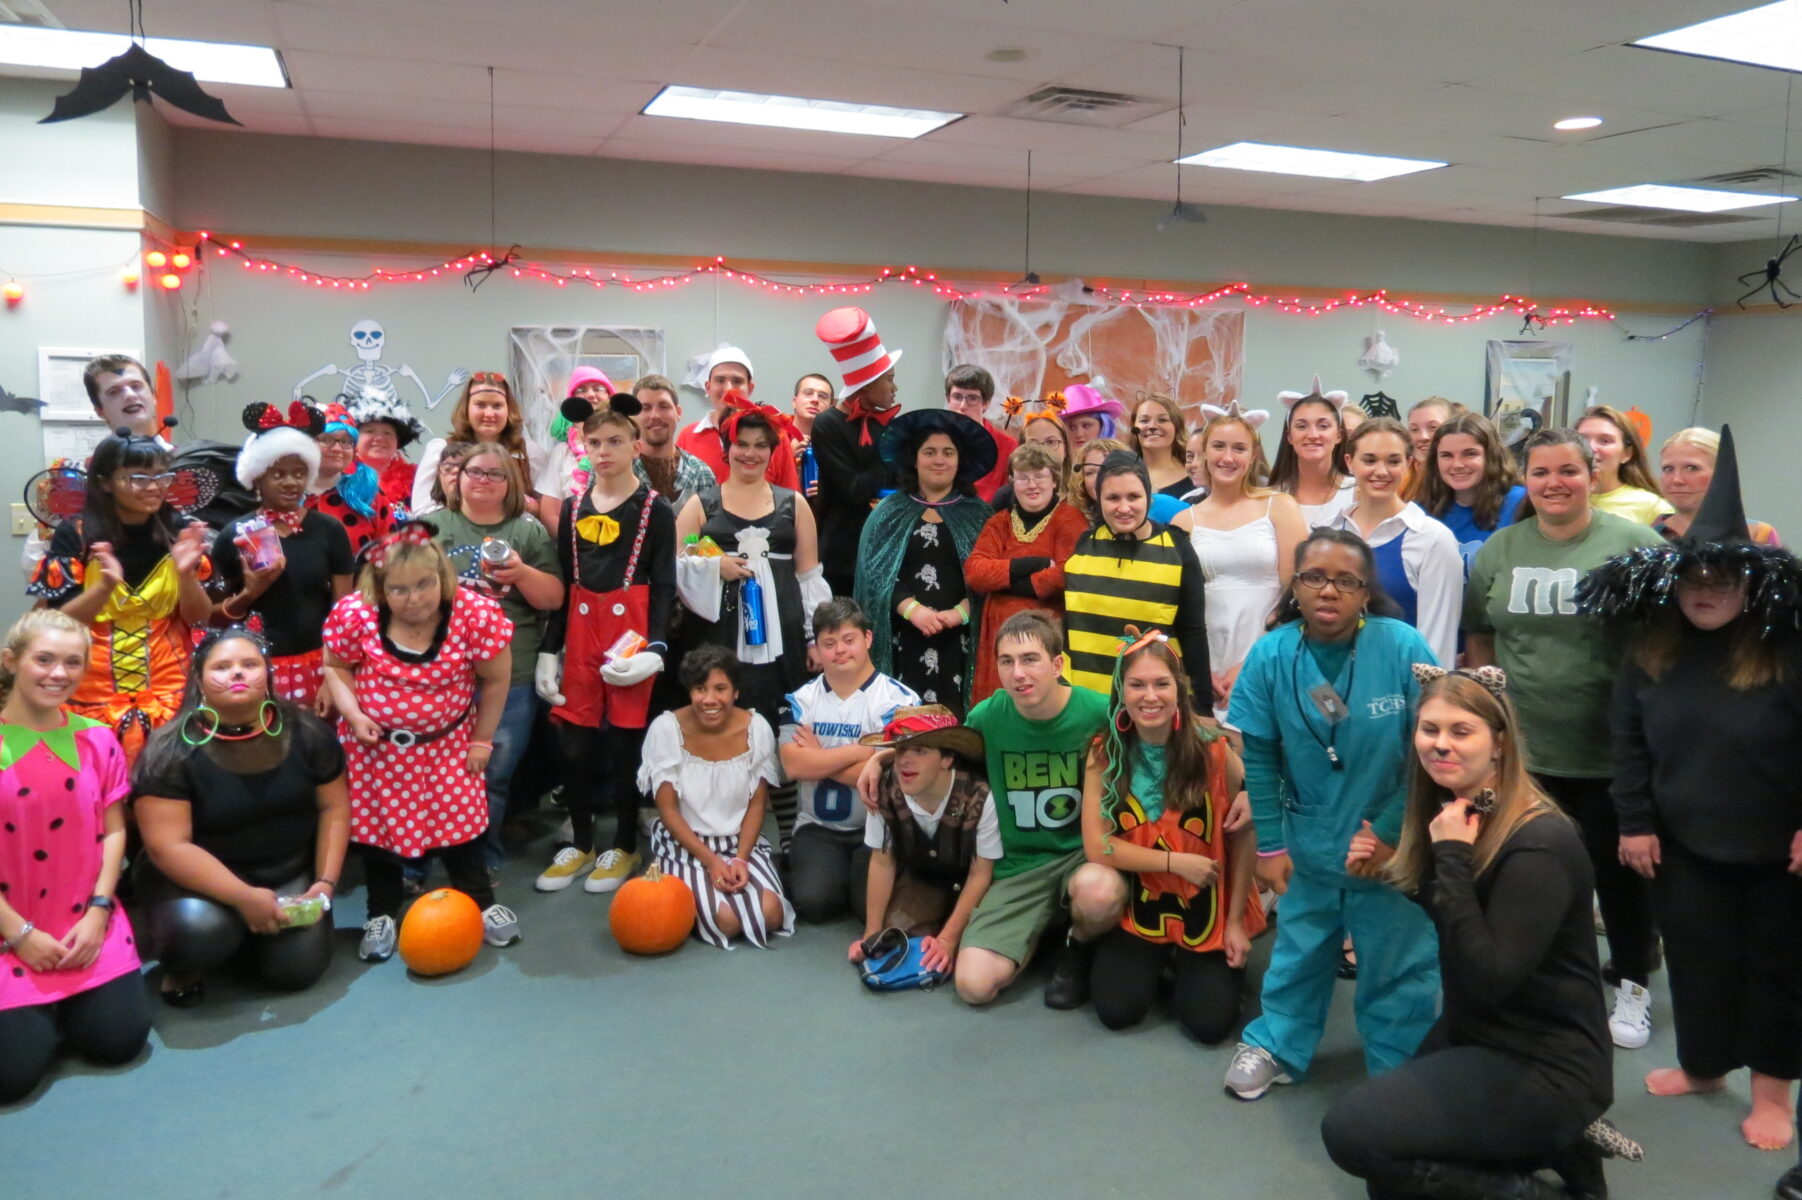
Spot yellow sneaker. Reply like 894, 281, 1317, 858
583, 849, 641, 894
534, 847, 595, 892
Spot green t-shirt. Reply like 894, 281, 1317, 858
430, 510, 562, 688
1464, 511, 1662, 777
966, 682, 1110, 879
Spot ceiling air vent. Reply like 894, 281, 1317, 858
0, 1, 64, 28
998, 85, 1169, 128
1692, 166, 1802, 189
1556, 206, 1765, 228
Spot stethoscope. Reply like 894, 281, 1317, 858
1289, 620, 1363, 771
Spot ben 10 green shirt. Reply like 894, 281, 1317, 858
965, 683, 1110, 880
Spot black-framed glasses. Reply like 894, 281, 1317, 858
462, 467, 508, 483
1296, 570, 1367, 592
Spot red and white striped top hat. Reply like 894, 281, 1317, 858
815, 306, 904, 399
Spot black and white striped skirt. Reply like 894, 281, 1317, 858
650, 824, 794, 950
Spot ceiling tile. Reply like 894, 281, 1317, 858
595, 138, 869, 174
606, 113, 894, 158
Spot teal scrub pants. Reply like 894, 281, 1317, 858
1243, 869, 1439, 1079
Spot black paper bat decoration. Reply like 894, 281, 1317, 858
0, 385, 44, 415
39, 41, 241, 126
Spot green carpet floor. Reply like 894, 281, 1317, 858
4, 832, 1786, 1200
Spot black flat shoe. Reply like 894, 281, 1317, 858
1776, 1165, 1802, 1200
1043, 935, 1094, 1010
160, 976, 204, 1008
1337, 947, 1358, 980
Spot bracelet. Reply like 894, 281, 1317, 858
467, 740, 494, 750
3, 921, 35, 954
900, 599, 920, 619
954, 600, 971, 625
1166, 848, 1172, 872
314, 877, 337, 890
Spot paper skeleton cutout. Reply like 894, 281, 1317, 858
293, 319, 470, 411
177, 320, 240, 385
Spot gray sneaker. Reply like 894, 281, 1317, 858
1223, 1042, 1292, 1101
482, 904, 521, 947
358, 915, 397, 963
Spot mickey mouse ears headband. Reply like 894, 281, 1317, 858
243, 399, 326, 437
1411, 662, 1508, 701
1277, 375, 1350, 412
1198, 399, 1271, 431
559, 392, 643, 425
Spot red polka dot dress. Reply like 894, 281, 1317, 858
322, 586, 513, 858
306, 485, 395, 560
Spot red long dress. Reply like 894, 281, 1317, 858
962, 501, 1088, 704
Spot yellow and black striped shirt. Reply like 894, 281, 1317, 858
1062, 524, 1209, 697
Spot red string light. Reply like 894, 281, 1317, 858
190, 233, 1617, 323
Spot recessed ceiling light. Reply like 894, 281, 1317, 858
1562, 183, 1797, 212
0, 25, 287, 88
643, 85, 960, 139
1553, 116, 1603, 131
1176, 141, 1446, 181
1634, 1, 1802, 72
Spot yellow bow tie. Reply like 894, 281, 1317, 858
575, 513, 620, 545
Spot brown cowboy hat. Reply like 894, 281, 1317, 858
858, 704, 984, 763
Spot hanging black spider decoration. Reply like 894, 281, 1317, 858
1519, 310, 1548, 336
1736, 234, 1802, 309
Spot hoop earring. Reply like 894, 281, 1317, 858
181, 705, 221, 747
1115, 708, 1133, 734
258, 699, 284, 737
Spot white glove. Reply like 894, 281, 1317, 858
601, 650, 664, 688
535, 652, 565, 706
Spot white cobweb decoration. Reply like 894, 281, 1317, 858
507, 325, 666, 445
943, 288, 1243, 426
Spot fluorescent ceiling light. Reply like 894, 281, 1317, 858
643, 85, 960, 138
1176, 141, 1446, 181
1562, 183, 1797, 212
1634, 1, 1802, 73
0, 26, 287, 88
1553, 116, 1603, 131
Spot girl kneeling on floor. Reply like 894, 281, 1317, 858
639, 645, 793, 950
320, 523, 518, 963
1081, 628, 1264, 1043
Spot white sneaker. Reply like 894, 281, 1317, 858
482, 904, 521, 947
358, 915, 397, 963
1609, 981, 1652, 1049
1223, 1042, 1292, 1101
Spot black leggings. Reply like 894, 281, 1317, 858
1089, 930, 1245, 1044
141, 865, 334, 993
364, 839, 493, 922
1321, 1043, 1599, 1199
1655, 841, 1802, 1080
0, 970, 151, 1104
557, 724, 646, 855
1535, 773, 1656, 985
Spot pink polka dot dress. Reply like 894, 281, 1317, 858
0, 718, 140, 1011
322, 587, 513, 858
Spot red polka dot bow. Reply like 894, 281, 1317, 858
242, 399, 326, 437
362, 520, 438, 569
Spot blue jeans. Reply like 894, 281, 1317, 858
481, 684, 539, 870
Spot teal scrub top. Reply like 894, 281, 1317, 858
1228, 615, 1435, 885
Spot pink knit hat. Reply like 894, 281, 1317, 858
566, 366, 615, 397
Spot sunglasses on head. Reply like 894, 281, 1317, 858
469, 372, 507, 386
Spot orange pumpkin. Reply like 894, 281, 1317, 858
608, 863, 695, 955
398, 888, 484, 976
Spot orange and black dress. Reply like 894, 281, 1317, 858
31, 518, 207, 762
1089, 735, 1266, 1042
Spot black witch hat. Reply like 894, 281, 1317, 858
1576, 424, 1802, 637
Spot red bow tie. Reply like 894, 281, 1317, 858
846, 397, 900, 446
259, 507, 306, 535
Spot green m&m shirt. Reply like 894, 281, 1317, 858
965, 682, 1110, 880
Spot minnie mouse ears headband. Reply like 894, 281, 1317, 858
1277, 374, 1350, 412
559, 393, 643, 424
243, 399, 326, 437
1412, 662, 1508, 701
1198, 400, 1271, 431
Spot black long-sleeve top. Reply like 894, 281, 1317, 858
1611, 625, 1802, 863
1414, 817, 1612, 1116
543, 485, 676, 654
811, 406, 896, 575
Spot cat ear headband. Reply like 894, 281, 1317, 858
1277, 374, 1349, 412
1198, 399, 1272, 431
1411, 662, 1508, 701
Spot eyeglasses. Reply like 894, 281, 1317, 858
120, 472, 176, 489
470, 371, 507, 385
1296, 570, 1367, 592
461, 467, 508, 483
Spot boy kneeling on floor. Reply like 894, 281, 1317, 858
849, 706, 1001, 977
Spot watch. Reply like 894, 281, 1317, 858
87, 895, 115, 913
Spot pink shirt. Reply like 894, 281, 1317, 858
0, 719, 139, 1011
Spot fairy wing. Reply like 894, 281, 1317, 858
165, 465, 221, 518
23, 466, 88, 526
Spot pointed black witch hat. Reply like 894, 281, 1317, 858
1576, 421, 1802, 637
1683, 424, 1751, 546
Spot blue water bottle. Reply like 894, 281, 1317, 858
800, 443, 819, 496
741, 572, 768, 646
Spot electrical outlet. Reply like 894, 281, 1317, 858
11, 503, 32, 537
